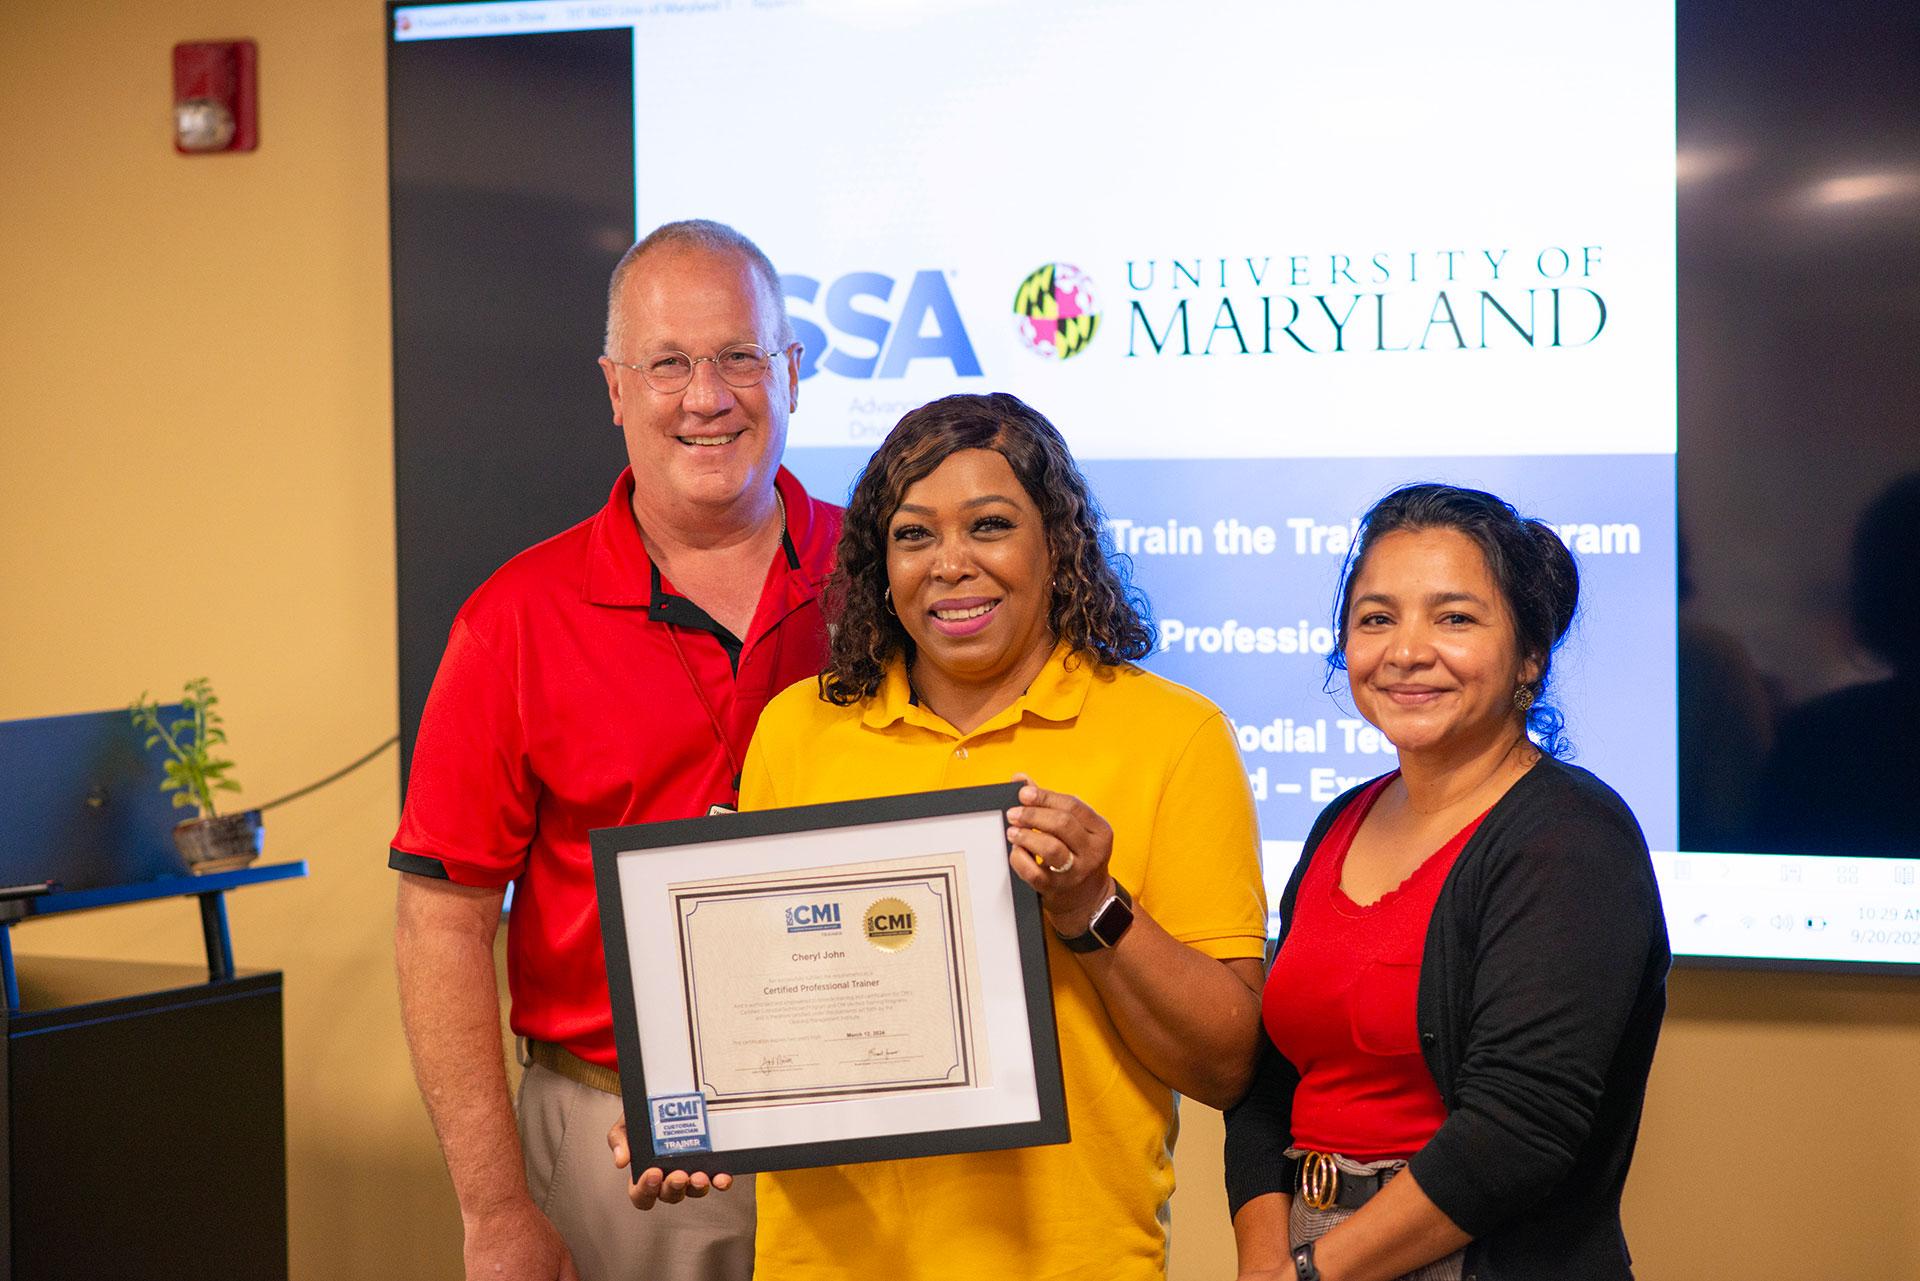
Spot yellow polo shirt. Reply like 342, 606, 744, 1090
740, 644, 1267, 1281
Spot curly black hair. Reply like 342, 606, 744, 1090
821, 392, 1154, 705
1328, 483, 1581, 757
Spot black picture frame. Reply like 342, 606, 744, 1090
590, 783, 1068, 1176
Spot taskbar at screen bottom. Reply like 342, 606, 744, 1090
1257, 843, 1920, 970
1655, 850, 1920, 969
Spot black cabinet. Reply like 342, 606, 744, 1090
3, 958, 288, 1281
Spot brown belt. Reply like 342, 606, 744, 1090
525, 1039, 623, 1096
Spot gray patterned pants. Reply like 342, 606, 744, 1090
1286, 1148, 1465, 1281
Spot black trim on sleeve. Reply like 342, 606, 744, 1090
390, 848, 452, 879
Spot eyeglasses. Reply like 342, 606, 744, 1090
606, 342, 789, 393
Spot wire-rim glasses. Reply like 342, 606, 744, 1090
606, 342, 790, 393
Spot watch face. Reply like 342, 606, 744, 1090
1091, 892, 1135, 947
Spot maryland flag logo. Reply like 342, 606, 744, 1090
1012, 262, 1101, 360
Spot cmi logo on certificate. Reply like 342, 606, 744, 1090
785, 900, 844, 934
647, 1092, 712, 1155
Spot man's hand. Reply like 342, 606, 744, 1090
462, 1198, 579, 1280
608, 1118, 734, 1210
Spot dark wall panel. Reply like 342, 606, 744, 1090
388, 26, 636, 778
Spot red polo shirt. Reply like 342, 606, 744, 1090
391, 466, 841, 1068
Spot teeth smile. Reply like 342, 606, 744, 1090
933, 603, 996, 621
680, 433, 738, 446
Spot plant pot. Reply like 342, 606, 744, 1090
172, 809, 264, 874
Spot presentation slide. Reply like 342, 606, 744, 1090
391, 0, 1920, 969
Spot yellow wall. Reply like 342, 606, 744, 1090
1, 3, 461, 1276
3, 4, 1915, 1279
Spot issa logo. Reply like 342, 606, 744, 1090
781, 270, 982, 382
1013, 263, 1101, 360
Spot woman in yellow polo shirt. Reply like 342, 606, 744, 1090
614, 391, 1269, 1276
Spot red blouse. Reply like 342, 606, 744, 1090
1261, 773, 1487, 1161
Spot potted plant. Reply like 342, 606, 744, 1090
130, 677, 263, 874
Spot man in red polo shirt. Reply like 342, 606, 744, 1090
392, 220, 840, 1281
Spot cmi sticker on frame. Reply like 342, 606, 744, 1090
647, 1092, 712, 1155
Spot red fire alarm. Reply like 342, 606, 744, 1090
172, 40, 258, 154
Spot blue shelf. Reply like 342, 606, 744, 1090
0, 861, 308, 1011
1, 860, 307, 922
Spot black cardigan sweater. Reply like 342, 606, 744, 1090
1223, 758, 1670, 1281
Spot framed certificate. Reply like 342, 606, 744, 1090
590, 783, 1068, 1176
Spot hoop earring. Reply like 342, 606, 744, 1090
883, 587, 897, 617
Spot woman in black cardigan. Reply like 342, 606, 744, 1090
1224, 484, 1669, 1281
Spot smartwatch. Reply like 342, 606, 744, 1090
1055, 878, 1135, 952
1290, 1242, 1322, 1281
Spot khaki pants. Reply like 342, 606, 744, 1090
519, 1061, 755, 1281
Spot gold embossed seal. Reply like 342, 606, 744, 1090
862, 896, 916, 952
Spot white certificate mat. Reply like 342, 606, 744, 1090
590, 784, 1067, 1175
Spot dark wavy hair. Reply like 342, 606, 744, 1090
821, 392, 1154, 705
1329, 483, 1581, 757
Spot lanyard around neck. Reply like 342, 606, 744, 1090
666, 622, 744, 789
646, 491, 799, 794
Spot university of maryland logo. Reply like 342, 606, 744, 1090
1013, 262, 1101, 360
